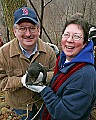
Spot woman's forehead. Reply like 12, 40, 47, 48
64, 24, 83, 34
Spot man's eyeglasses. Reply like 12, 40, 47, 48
62, 33, 84, 41
15, 26, 38, 33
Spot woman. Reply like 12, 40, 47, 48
24, 17, 96, 120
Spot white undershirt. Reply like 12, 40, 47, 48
65, 59, 70, 63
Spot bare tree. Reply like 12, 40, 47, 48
1, 0, 27, 41
28, 0, 53, 43
0, 0, 96, 45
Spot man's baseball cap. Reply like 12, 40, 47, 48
14, 7, 38, 24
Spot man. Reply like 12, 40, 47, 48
0, 7, 56, 120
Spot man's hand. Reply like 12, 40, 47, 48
21, 62, 47, 86
21, 74, 27, 87
21, 75, 46, 93
26, 85, 46, 93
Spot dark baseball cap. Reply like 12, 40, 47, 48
14, 7, 38, 24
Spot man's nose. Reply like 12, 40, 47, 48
25, 28, 31, 35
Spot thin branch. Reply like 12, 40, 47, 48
28, 0, 52, 43
40, 0, 44, 38
44, 0, 53, 8
29, 0, 41, 20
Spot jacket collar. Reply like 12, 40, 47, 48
10, 38, 46, 57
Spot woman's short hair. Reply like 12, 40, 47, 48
62, 13, 90, 43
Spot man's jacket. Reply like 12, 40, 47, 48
0, 38, 56, 110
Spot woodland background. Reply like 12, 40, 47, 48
0, 0, 96, 119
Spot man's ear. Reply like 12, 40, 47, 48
13, 27, 17, 36
37, 25, 40, 35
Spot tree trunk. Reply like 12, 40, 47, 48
1, 0, 27, 41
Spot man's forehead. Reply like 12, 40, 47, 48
17, 19, 36, 25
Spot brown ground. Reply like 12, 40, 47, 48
0, 91, 20, 120
0, 91, 96, 120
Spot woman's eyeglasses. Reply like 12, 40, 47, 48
62, 33, 84, 41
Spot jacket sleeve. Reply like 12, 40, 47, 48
0, 68, 23, 91
41, 68, 95, 120
0, 50, 23, 92
0, 76, 23, 91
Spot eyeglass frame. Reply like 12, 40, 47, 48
62, 33, 84, 41
14, 25, 39, 33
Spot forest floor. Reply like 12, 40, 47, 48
0, 91, 96, 120
0, 91, 20, 120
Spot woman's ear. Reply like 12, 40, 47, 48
82, 42, 87, 48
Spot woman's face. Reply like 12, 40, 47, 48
61, 24, 86, 61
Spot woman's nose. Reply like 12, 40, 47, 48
67, 36, 74, 42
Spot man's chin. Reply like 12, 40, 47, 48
25, 41, 34, 45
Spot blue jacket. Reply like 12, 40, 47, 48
41, 40, 96, 120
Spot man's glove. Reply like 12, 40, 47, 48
21, 75, 46, 93
21, 74, 27, 87
47, 42, 60, 56
89, 26, 96, 46
26, 85, 46, 93
21, 62, 47, 86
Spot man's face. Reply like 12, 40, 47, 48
13, 21, 40, 50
